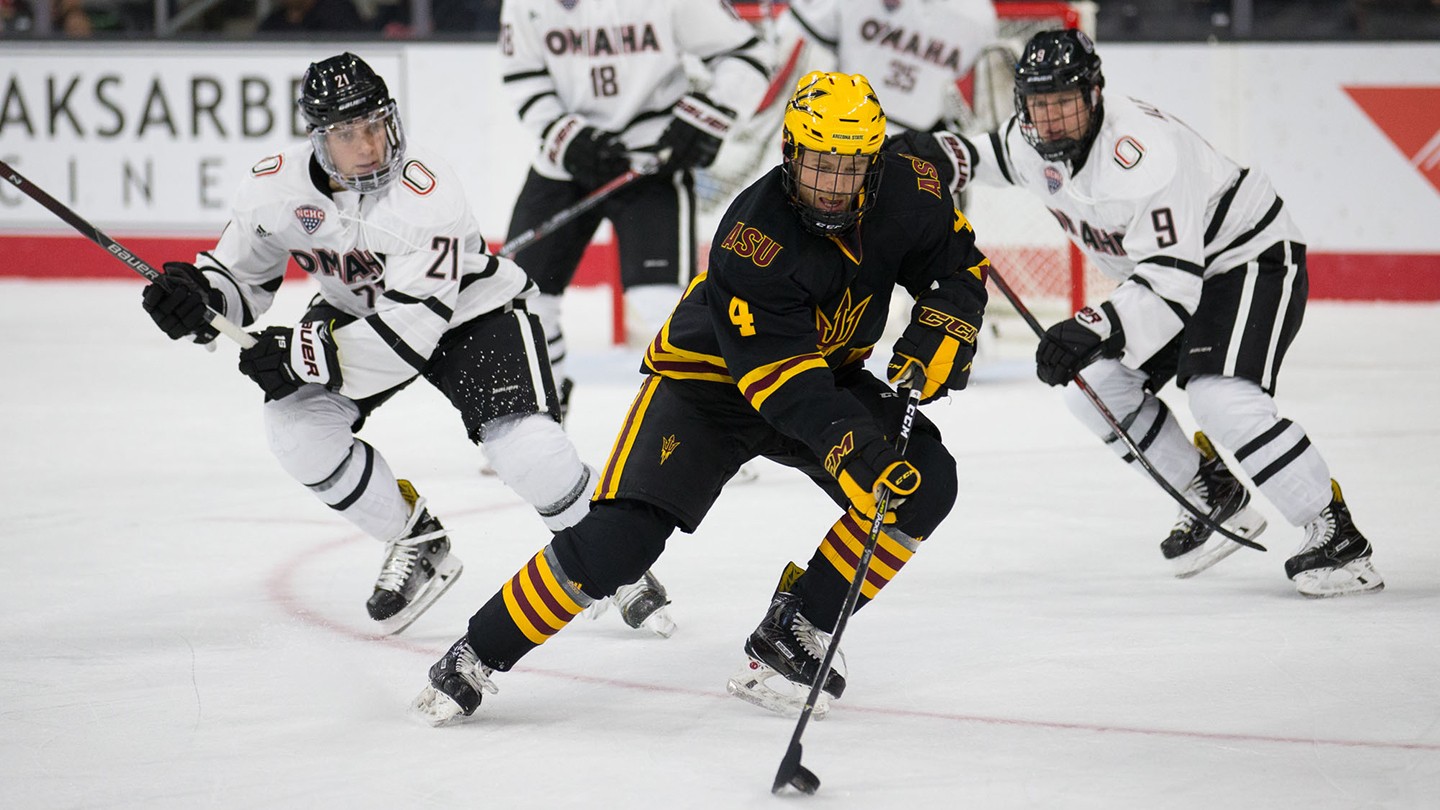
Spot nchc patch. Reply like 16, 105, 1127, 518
294, 206, 326, 234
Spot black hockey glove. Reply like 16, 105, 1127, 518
237, 321, 342, 402
658, 93, 735, 172
1035, 302, 1125, 386
141, 262, 221, 344
559, 124, 631, 190
888, 298, 982, 403
832, 434, 921, 525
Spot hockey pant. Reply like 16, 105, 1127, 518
259, 306, 591, 543
1062, 360, 1332, 526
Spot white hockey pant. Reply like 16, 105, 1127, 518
480, 413, 594, 532
530, 293, 567, 384
262, 386, 410, 544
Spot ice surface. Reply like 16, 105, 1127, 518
2, 280, 1438, 809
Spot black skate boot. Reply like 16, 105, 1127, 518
366, 480, 463, 634
410, 636, 498, 727
726, 591, 846, 719
1159, 433, 1268, 578
1285, 480, 1384, 598
611, 570, 677, 638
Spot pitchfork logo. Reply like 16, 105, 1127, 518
1344, 86, 1440, 195
295, 206, 326, 234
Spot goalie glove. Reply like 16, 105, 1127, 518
236, 321, 342, 402
829, 434, 921, 525
658, 93, 735, 172
1035, 302, 1125, 386
140, 261, 222, 344
544, 114, 631, 190
888, 298, 982, 403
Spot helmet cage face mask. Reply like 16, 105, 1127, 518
782, 143, 883, 236
1013, 29, 1105, 165
299, 52, 406, 193
780, 71, 887, 236
308, 102, 406, 194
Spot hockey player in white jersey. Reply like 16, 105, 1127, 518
890, 30, 1383, 597
498, 0, 773, 385
138, 52, 672, 635
777, 0, 1000, 134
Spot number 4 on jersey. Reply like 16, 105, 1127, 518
729, 296, 756, 336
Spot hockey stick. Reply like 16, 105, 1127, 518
987, 265, 1266, 552
497, 162, 661, 259
772, 383, 925, 796
0, 159, 256, 349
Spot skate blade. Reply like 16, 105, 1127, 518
725, 662, 830, 721
731, 464, 760, 486
410, 684, 468, 727
1294, 558, 1385, 598
377, 556, 464, 636
582, 597, 612, 621
1172, 511, 1268, 579
636, 606, 676, 639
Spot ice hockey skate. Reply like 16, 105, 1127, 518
366, 481, 463, 635
1285, 480, 1384, 598
726, 591, 846, 720
583, 570, 677, 637
1159, 433, 1268, 578
410, 636, 498, 727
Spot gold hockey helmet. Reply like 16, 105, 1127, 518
781, 71, 887, 235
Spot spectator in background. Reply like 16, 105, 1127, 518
259, 0, 369, 33
1, 0, 91, 35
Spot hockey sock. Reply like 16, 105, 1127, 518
482, 414, 594, 531
468, 543, 592, 672
792, 510, 921, 632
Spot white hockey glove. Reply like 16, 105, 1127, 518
237, 321, 342, 401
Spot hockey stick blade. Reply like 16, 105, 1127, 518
772, 741, 819, 795
987, 265, 1265, 552
0, 159, 255, 349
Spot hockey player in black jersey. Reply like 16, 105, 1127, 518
412, 71, 990, 725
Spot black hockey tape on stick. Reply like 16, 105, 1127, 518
770, 383, 925, 796
987, 264, 1266, 553
0, 159, 256, 349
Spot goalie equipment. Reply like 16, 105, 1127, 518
1160, 433, 1269, 578
1285, 480, 1384, 598
410, 636, 498, 727
726, 591, 846, 720
366, 481, 464, 635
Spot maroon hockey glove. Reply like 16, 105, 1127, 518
141, 262, 221, 344
658, 93, 735, 172
888, 297, 982, 403
1035, 302, 1125, 386
237, 321, 342, 401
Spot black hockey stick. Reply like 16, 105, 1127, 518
772, 383, 925, 796
498, 162, 662, 259
0, 159, 256, 349
987, 265, 1265, 552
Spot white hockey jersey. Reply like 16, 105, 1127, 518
500, 0, 773, 180
779, 0, 999, 132
194, 143, 532, 400
956, 94, 1305, 367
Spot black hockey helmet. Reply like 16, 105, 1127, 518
1013, 29, 1105, 165
299, 52, 407, 193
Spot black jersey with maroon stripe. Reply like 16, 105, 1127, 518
642, 152, 989, 465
